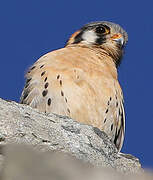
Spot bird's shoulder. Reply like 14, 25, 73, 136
29, 46, 117, 79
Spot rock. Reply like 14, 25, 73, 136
0, 97, 142, 175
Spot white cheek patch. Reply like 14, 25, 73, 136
82, 30, 97, 44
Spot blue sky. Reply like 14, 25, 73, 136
0, 0, 153, 168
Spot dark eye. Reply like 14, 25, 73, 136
95, 26, 106, 34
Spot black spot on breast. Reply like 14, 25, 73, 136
26, 78, 32, 84
65, 97, 68, 103
114, 128, 121, 147
110, 97, 112, 101
22, 90, 30, 100
44, 82, 49, 89
116, 102, 118, 107
104, 118, 107, 123
30, 66, 36, 70
60, 80, 62, 86
48, 98, 51, 106
105, 109, 108, 113
40, 65, 44, 68
61, 91, 64, 96
67, 108, 70, 113
119, 108, 121, 115
120, 106, 124, 126
25, 83, 30, 88
42, 90, 48, 97
107, 101, 110, 105
25, 78, 32, 89
41, 71, 46, 76
23, 93, 28, 100
111, 124, 113, 131
57, 75, 60, 79
44, 77, 47, 82
114, 128, 118, 145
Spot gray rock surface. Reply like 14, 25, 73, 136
0, 97, 143, 177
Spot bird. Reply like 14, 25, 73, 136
20, 21, 128, 151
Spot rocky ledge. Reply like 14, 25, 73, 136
0, 98, 152, 179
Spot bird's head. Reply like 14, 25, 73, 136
66, 21, 128, 67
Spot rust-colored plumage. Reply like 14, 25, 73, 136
20, 21, 128, 151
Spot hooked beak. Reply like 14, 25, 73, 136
111, 33, 124, 46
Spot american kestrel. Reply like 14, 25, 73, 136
20, 21, 128, 151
